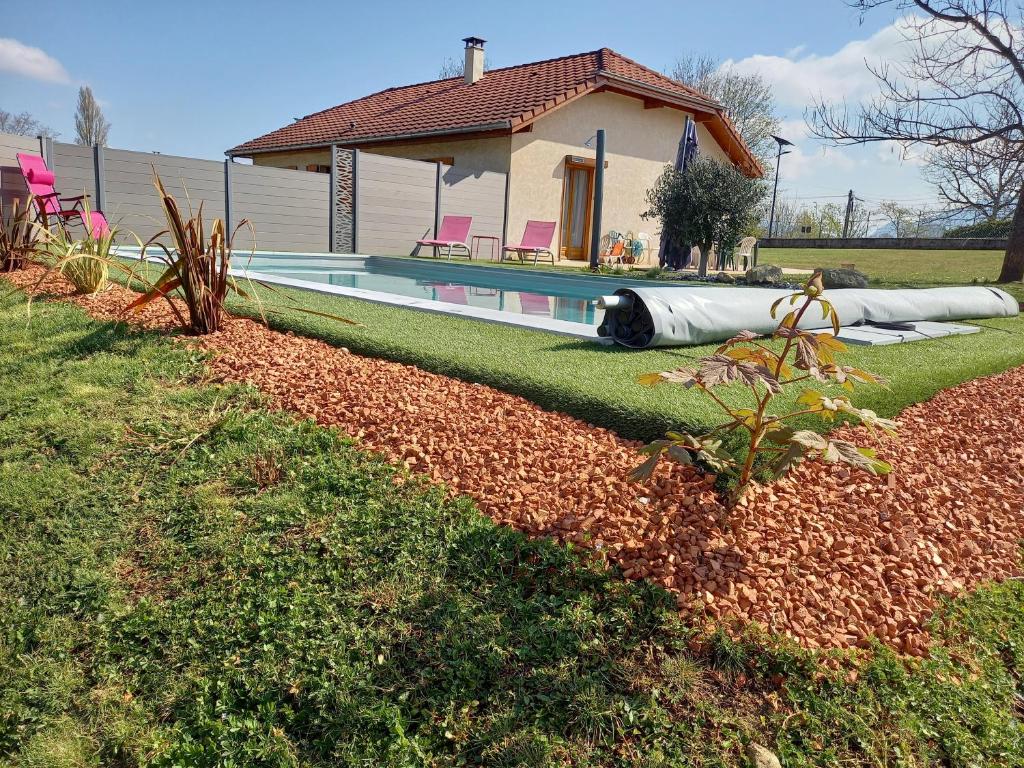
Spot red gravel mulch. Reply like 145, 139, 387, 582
9, 266, 1024, 655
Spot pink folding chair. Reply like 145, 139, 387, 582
416, 215, 472, 260
502, 220, 556, 265
16, 152, 110, 238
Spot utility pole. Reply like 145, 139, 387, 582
842, 189, 854, 239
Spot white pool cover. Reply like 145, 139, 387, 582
596, 285, 1019, 348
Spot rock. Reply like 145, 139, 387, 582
745, 742, 782, 768
745, 264, 784, 285
714, 271, 735, 284
821, 267, 869, 289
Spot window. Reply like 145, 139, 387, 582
285, 165, 298, 170
305, 164, 331, 174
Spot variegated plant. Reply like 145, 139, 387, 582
632, 270, 897, 504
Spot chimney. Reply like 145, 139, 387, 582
462, 36, 486, 84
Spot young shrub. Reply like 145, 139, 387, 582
129, 170, 356, 334
129, 172, 245, 333
0, 197, 42, 272
50, 206, 115, 294
631, 271, 896, 505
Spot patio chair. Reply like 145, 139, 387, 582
687, 245, 701, 269
502, 220, 556, 265
16, 153, 110, 238
416, 215, 472, 260
735, 236, 757, 270
634, 232, 653, 263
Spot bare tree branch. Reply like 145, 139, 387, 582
807, 0, 1024, 280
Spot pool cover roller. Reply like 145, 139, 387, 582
596, 285, 1019, 348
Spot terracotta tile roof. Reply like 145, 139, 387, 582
228, 48, 762, 176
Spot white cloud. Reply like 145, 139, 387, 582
0, 38, 70, 84
722, 19, 925, 110
720, 20, 948, 204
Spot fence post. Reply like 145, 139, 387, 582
329, 144, 338, 253
40, 136, 54, 169
433, 162, 442, 239
224, 160, 233, 236
93, 144, 105, 213
352, 149, 360, 253
501, 170, 510, 249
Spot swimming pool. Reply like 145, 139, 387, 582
238, 253, 639, 325
226, 252, 679, 339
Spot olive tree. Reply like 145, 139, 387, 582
644, 157, 768, 276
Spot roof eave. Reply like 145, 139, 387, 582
596, 71, 722, 113
227, 121, 514, 157
595, 72, 763, 177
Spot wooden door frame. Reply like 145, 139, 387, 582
559, 160, 596, 260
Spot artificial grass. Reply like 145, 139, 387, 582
222, 278, 1024, 443
2, 282, 1024, 766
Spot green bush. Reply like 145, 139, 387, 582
944, 219, 1013, 238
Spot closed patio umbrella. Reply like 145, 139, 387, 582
657, 117, 699, 269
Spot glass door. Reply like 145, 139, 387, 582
560, 162, 594, 260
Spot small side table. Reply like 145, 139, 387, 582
471, 235, 501, 261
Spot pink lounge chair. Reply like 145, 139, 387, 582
503, 220, 556, 265
518, 292, 552, 316
431, 284, 468, 304
16, 152, 111, 238
416, 215, 472, 260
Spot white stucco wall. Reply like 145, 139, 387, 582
508, 91, 727, 258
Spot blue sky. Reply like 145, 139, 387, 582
1, 0, 935, 208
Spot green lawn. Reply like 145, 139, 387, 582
759, 247, 1024, 301
3, 282, 1024, 766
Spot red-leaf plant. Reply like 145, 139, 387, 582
631, 271, 897, 506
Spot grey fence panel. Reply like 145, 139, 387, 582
438, 165, 507, 249
50, 142, 97, 205
355, 153, 436, 256
0, 132, 39, 216
231, 163, 329, 252
102, 149, 226, 240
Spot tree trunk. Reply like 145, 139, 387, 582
697, 241, 710, 278
997, 185, 1024, 283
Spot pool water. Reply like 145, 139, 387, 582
237, 254, 649, 326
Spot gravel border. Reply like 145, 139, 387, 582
9, 266, 1023, 655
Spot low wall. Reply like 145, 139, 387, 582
761, 237, 1008, 251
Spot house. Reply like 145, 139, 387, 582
228, 38, 763, 260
